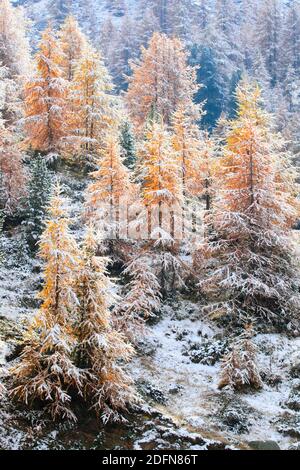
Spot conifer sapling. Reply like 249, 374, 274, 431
218, 326, 263, 391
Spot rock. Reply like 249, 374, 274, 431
277, 413, 300, 438
136, 337, 161, 356
248, 441, 281, 451
288, 443, 300, 450
137, 380, 167, 405
223, 409, 248, 431
168, 384, 183, 395
206, 442, 228, 450
290, 353, 300, 378
285, 391, 300, 411
183, 339, 228, 366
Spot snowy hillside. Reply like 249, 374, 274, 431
13, 0, 139, 32
1, 0, 300, 454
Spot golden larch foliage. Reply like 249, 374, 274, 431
64, 46, 117, 161
10, 184, 82, 422
86, 132, 133, 238
24, 26, 67, 154
59, 15, 89, 82
75, 226, 136, 423
172, 104, 213, 201
126, 32, 198, 131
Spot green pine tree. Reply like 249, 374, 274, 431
24, 155, 53, 251
120, 122, 136, 170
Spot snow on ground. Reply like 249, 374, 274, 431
1, 224, 300, 449
130, 301, 300, 450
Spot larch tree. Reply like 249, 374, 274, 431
0, 70, 26, 215
0, 117, 26, 214
59, 15, 88, 82
75, 226, 136, 423
0, 0, 31, 80
0, 0, 30, 213
140, 118, 182, 239
113, 254, 162, 343
171, 104, 214, 237
24, 26, 68, 156
125, 32, 198, 131
64, 46, 116, 163
11, 184, 82, 422
86, 132, 133, 240
195, 80, 300, 331
171, 105, 205, 198
139, 118, 187, 295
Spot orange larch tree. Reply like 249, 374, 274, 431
64, 46, 117, 163
86, 132, 133, 240
171, 104, 215, 237
195, 80, 300, 330
125, 32, 198, 131
139, 118, 182, 239
11, 184, 82, 422
0, 119, 26, 214
59, 15, 88, 82
75, 225, 136, 423
172, 105, 209, 199
137, 118, 187, 295
24, 26, 68, 155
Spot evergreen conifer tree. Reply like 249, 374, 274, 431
120, 121, 136, 171
24, 155, 52, 251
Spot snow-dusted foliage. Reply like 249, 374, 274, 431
0, 373, 5, 399
23, 155, 53, 251
75, 226, 137, 423
126, 32, 198, 130
0, 0, 31, 80
10, 185, 82, 422
0, 102, 26, 214
24, 26, 68, 155
58, 15, 89, 82
195, 80, 300, 330
86, 132, 134, 238
63, 45, 117, 163
219, 327, 263, 391
113, 253, 162, 342
1, 0, 300, 449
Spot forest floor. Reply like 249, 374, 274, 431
0, 167, 300, 450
